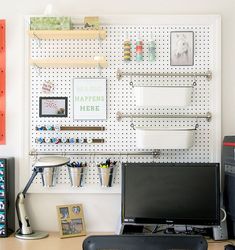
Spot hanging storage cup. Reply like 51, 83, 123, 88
41, 167, 59, 187
67, 165, 86, 187
97, 164, 115, 188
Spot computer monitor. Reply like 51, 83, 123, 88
122, 163, 220, 226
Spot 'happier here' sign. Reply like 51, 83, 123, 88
73, 78, 107, 120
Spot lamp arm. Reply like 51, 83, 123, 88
16, 167, 43, 235
22, 167, 43, 195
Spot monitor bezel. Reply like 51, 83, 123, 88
121, 162, 220, 226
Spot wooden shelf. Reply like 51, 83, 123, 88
29, 58, 108, 68
28, 29, 106, 40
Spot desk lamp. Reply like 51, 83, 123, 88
15, 156, 70, 240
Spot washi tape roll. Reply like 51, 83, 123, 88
136, 34, 143, 61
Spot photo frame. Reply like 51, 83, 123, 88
170, 31, 194, 66
56, 204, 86, 238
73, 78, 107, 120
39, 97, 68, 117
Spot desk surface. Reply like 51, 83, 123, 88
0, 232, 234, 250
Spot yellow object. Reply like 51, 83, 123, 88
28, 29, 106, 40
123, 41, 131, 61
29, 58, 108, 68
84, 16, 100, 29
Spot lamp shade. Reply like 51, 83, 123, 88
34, 156, 70, 168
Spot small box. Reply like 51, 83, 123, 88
84, 16, 99, 29
30, 17, 71, 30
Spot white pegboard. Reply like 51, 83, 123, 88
27, 16, 221, 193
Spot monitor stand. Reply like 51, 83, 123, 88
120, 224, 144, 235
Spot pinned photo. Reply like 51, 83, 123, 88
39, 97, 68, 117
170, 31, 194, 66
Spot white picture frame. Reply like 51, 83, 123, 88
73, 78, 107, 120
170, 31, 194, 66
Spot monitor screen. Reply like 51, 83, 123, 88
122, 163, 220, 226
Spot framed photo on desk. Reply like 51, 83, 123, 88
56, 204, 86, 238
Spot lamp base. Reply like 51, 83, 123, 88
15, 230, 49, 240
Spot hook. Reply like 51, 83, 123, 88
130, 123, 135, 130
153, 149, 160, 160
30, 148, 38, 162
193, 73, 197, 86
87, 153, 91, 169
92, 153, 96, 167
33, 33, 42, 47
118, 152, 122, 165
33, 64, 42, 76
130, 117, 135, 130
195, 123, 199, 130
129, 74, 133, 87
195, 114, 199, 129
152, 152, 155, 163
97, 63, 102, 76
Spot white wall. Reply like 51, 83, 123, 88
0, 0, 234, 232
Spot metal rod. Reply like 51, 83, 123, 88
29, 150, 160, 157
117, 69, 212, 81
116, 111, 212, 122
130, 83, 194, 88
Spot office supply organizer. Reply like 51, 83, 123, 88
0, 158, 15, 237
26, 15, 221, 193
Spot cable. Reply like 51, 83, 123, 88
221, 208, 227, 222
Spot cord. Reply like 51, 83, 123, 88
221, 208, 227, 222
152, 225, 160, 234
143, 227, 153, 233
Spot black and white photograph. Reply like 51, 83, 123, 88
170, 31, 194, 66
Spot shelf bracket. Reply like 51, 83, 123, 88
33, 63, 42, 76
97, 62, 102, 76
206, 70, 212, 81
32, 33, 42, 47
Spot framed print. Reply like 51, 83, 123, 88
39, 97, 68, 117
73, 78, 107, 120
57, 204, 86, 238
170, 31, 194, 66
